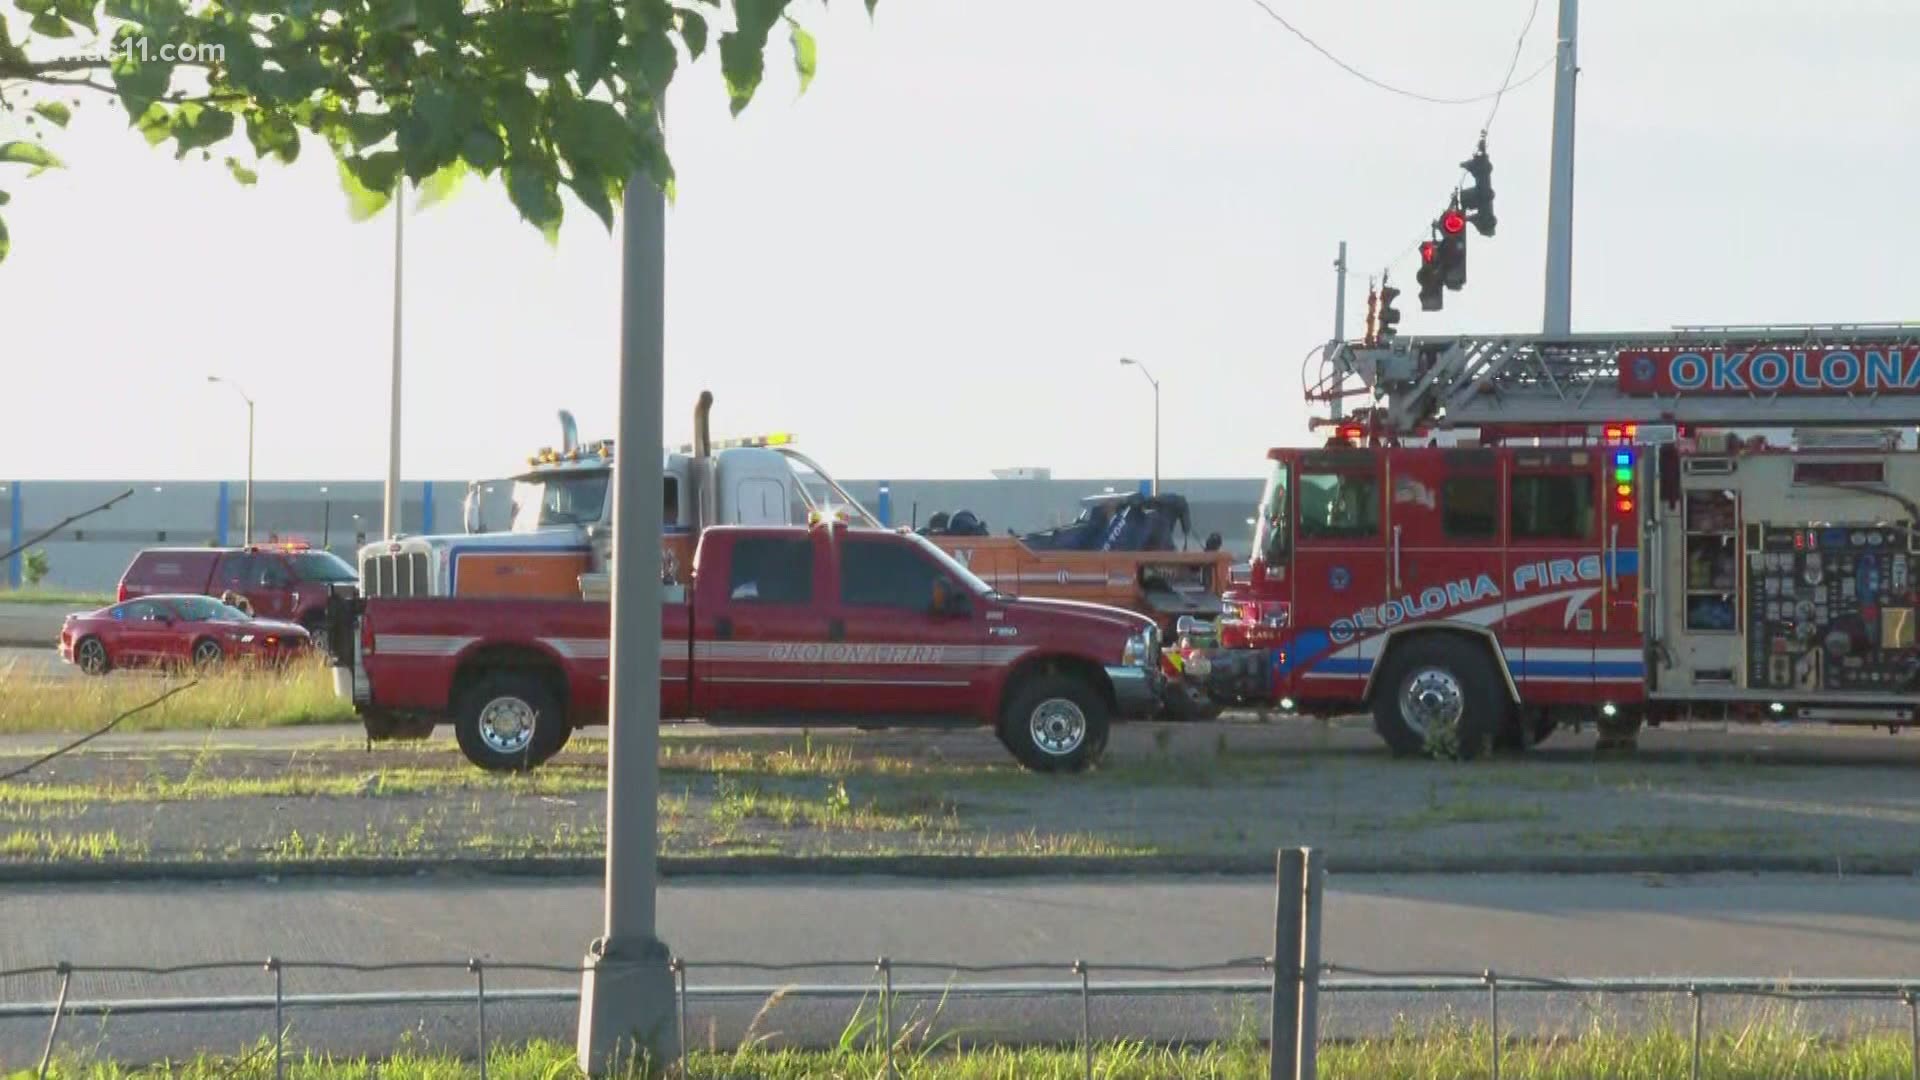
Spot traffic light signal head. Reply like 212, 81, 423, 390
1376, 284, 1401, 342
1416, 241, 1444, 311
1364, 287, 1379, 345
1460, 148, 1496, 237
1436, 209, 1467, 290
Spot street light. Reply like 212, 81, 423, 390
207, 376, 254, 544
1118, 357, 1160, 496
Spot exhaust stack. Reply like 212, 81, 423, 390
558, 410, 579, 454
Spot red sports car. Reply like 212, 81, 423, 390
57, 594, 314, 675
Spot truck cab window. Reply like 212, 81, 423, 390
1510, 474, 1595, 540
726, 537, 814, 604
840, 538, 947, 610
1298, 472, 1379, 540
1442, 477, 1499, 539
1255, 461, 1291, 564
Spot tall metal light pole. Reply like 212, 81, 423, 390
1118, 357, 1160, 496
207, 376, 255, 544
1542, 0, 1579, 335
576, 172, 676, 1072
385, 184, 405, 538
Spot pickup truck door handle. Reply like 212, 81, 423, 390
828, 618, 845, 642
715, 617, 733, 640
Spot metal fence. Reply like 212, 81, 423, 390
8, 853, 1920, 1079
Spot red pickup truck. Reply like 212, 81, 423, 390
329, 523, 1162, 772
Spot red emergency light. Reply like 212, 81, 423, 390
1339, 424, 1364, 441
1440, 209, 1466, 235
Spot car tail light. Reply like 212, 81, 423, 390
116, 583, 129, 602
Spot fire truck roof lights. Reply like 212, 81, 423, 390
247, 540, 311, 552
528, 439, 615, 467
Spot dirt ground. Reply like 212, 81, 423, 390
5, 718, 1920, 867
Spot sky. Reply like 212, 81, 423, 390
0, 0, 1914, 484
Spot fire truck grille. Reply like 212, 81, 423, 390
361, 552, 432, 598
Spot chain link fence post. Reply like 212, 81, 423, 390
266, 956, 284, 1080
1271, 849, 1306, 1080
1908, 991, 1918, 1080
468, 958, 487, 1080
1297, 850, 1324, 1080
1073, 959, 1092, 1080
1484, 970, 1499, 1080
1689, 986, 1703, 1080
35, 961, 71, 1080
671, 957, 689, 1079
876, 956, 895, 1080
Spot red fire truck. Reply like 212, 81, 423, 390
1178, 327, 1920, 756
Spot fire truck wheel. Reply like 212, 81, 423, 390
454, 672, 567, 772
1001, 674, 1110, 772
1371, 636, 1504, 760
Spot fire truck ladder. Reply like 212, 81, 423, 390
1317, 324, 1920, 437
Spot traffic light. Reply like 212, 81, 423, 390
1376, 281, 1401, 343
1416, 240, 1444, 311
1364, 286, 1379, 345
1460, 143, 1496, 237
1437, 206, 1467, 290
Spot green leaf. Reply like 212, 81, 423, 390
31, 102, 71, 128
0, 189, 9, 205
460, 126, 504, 173
224, 156, 258, 184
110, 45, 174, 121
414, 158, 466, 209
0, 213, 9, 264
788, 20, 816, 94
718, 0, 789, 115
133, 102, 171, 145
28, 11, 72, 36
503, 156, 564, 242
0, 141, 63, 170
866, 0, 878, 14
168, 102, 235, 158
676, 8, 707, 59
570, 0, 612, 92
245, 111, 301, 164
54, 0, 96, 32
335, 157, 393, 222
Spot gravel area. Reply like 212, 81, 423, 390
4, 719, 1920, 867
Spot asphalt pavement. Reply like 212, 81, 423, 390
7, 873, 1920, 1066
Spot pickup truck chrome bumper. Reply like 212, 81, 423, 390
1105, 665, 1160, 719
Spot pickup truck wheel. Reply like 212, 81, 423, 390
1000, 675, 1110, 773
455, 674, 567, 772
1370, 636, 1504, 760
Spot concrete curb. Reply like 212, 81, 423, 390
4, 852, 1916, 886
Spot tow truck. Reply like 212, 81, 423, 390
1172, 325, 1920, 755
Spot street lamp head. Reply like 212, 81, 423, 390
1119, 357, 1135, 367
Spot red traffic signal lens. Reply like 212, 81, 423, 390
1420, 241, 1438, 263
1441, 210, 1466, 235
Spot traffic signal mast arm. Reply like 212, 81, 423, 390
1320, 324, 1920, 436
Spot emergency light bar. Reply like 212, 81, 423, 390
528, 439, 616, 467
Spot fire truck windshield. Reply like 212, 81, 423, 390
1254, 460, 1289, 566
509, 471, 610, 532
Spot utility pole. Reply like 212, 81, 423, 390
1329, 241, 1348, 422
207, 377, 255, 543
384, 184, 405, 538
1542, 0, 1579, 336
1118, 358, 1161, 496
576, 173, 677, 1073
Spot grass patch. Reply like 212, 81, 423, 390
39, 1019, 1920, 1079
0, 587, 111, 608
0, 829, 143, 860
0, 764, 606, 811
1389, 798, 1550, 830
0, 657, 353, 735
1515, 823, 1783, 855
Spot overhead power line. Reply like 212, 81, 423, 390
1482, 0, 1546, 133
1242, 0, 1554, 106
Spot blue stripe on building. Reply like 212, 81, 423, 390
216, 481, 230, 547
422, 481, 435, 534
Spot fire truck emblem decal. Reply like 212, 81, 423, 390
1329, 567, 1351, 592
